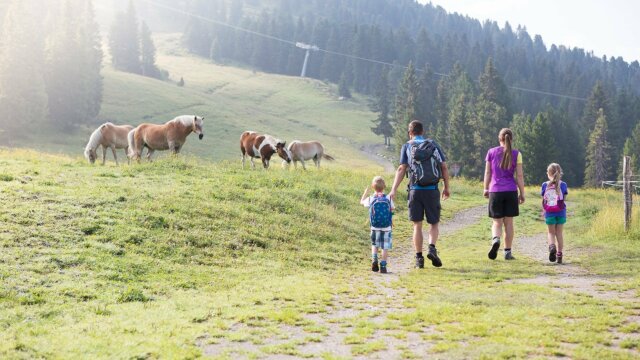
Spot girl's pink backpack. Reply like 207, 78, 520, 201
542, 182, 565, 213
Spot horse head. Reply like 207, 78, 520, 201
192, 116, 204, 140
85, 148, 97, 164
275, 140, 292, 164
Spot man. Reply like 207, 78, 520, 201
388, 120, 450, 268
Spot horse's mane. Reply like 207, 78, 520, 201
171, 115, 195, 127
84, 123, 110, 159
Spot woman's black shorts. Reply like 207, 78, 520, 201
488, 191, 519, 218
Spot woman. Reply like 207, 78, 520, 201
483, 128, 525, 260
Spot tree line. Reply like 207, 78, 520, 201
384, 60, 640, 187
178, 0, 640, 186
0, 0, 162, 136
0, 0, 102, 132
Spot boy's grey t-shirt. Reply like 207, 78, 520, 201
361, 194, 395, 231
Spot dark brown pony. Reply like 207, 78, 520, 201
240, 131, 292, 169
128, 115, 204, 161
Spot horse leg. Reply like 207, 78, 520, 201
262, 157, 269, 169
315, 157, 321, 169
293, 161, 298, 170
242, 154, 246, 169
124, 147, 130, 165
111, 146, 119, 165
250, 157, 256, 169
146, 149, 155, 162
101, 146, 107, 165
300, 159, 307, 171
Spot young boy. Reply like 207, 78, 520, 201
360, 176, 394, 273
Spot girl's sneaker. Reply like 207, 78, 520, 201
557, 252, 563, 264
549, 244, 557, 262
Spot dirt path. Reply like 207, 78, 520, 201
360, 144, 395, 173
201, 206, 487, 359
201, 207, 638, 358
513, 233, 640, 356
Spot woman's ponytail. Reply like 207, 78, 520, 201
499, 128, 514, 170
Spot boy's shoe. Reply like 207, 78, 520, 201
427, 246, 443, 267
557, 252, 563, 264
415, 256, 425, 269
371, 260, 379, 272
380, 264, 387, 273
488, 237, 500, 260
504, 251, 516, 260
549, 244, 557, 262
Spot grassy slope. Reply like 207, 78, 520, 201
13, 34, 381, 170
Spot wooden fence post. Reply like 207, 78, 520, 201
623, 156, 632, 232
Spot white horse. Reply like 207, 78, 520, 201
84, 123, 134, 165
284, 140, 335, 170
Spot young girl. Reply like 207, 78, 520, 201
541, 163, 568, 264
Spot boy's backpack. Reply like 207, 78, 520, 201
542, 182, 565, 213
369, 195, 392, 228
409, 140, 442, 187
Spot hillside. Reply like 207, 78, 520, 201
1, 149, 639, 358
10, 33, 384, 170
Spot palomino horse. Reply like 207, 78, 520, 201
285, 140, 335, 170
128, 115, 204, 161
84, 122, 134, 165
240, 131, 292, 169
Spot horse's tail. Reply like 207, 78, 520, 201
322, 153, 335, 161
127, 128, 136, 158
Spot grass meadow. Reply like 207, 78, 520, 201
1, 149, 639, 358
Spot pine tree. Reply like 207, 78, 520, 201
0, 0, 48, 135
370, 68, 393, 146
582, 81, 610, 135
471, 59, 511, 179
45, 0, 86, 129
140, 21, 160, 79
584, 109, 613, 187
434, 78, 450, 150
109, 0, 141, 74
622, 122, 640, 175
513, 112, 557, 184
445, 64, 475, 176
393, 62, 420, 150
78, 0, 103, 120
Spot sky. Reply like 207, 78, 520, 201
419, 0, 640, 62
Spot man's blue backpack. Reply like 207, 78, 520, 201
369, 195, 392, 228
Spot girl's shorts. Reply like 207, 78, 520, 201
371, 230, 392, 250
545, 216, 566, 225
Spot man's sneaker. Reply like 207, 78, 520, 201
371, 260, 379, 272
488, 237, 500, 260
549, 244, 557, 262
427, 246, 443, 268
380, 264, 388, 273
415, 256, 425, 269
504, 251, 516, 260
557, 252, 563, 264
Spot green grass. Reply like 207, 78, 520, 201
0, 149, 381, 358
1, 149, 639, 358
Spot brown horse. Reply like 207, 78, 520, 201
84, 122, 134, 165
128, 115, 204, 161
240, 131, 292, 169
285, 140, 335, 170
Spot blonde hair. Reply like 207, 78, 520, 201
372, 176, 386, 192
499, 128, 514, 170
547, 163, 563, 190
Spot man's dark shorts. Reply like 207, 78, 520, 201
488, 191, 519, 218
408, 189, 441, 224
